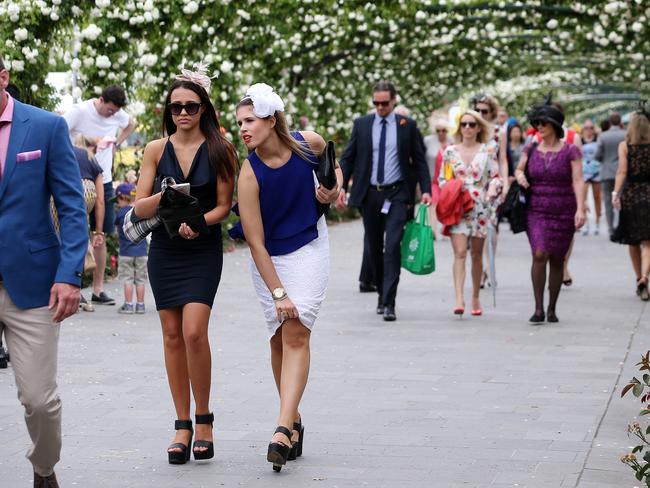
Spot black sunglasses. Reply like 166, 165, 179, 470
460, 121, 478, 128
372, 100, 391, 107
168, 102, 202, 116
477, 108, 491, 115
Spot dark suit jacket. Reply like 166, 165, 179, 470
339, 113, 431, 208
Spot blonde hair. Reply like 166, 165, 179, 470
454, 110, 490, 144
626, 113, 650, 145
236, 97, 312, 161
75, 134, 98, 160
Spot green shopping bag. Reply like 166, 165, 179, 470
400, 205, 435, 275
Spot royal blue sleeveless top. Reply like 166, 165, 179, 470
231, 132, 320, 256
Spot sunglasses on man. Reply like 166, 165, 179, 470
168, 102, 203, 116
372, 100, 391, 107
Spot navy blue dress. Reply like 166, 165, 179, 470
147, 140, 223, 310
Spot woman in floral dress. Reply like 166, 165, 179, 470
439, 109, 501, 316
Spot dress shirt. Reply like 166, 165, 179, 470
371, 112, 401, 185
0, 92, 14, 177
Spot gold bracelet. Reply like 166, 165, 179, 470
93, 231, 105, 236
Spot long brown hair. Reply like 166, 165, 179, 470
626, 113, 650, 145
236, 97, 312, 161
163, 80, 238, 181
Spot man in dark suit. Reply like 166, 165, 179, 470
337, 81, 431, 321
0, 56, 87, 487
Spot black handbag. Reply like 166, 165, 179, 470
501, 142, 538, 234
157, 178, 209, 238
315, 140, 337, 217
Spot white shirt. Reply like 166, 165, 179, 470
63, 99, 130, 183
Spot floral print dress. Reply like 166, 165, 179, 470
439, 143, 501, 238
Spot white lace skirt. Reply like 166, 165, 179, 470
250, 216, 329, 340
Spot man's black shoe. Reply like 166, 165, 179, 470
91, 291, 116, 305
376, 297, 385, 315
359, 281, 377, 293
383, 306, 396, 322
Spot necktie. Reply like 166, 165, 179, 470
377, 118, 387, 184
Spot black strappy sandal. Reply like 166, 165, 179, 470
193, 412, 214, 460
267, 426, 292, 472
168, 419, 193, 464
288, 418, 305, 461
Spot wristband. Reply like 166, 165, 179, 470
93, 231, 105, 236
611, 191, 618, 196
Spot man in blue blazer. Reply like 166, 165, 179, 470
337, 81, 432, 321
0, 56, 87, 487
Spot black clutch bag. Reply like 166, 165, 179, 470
157, 184, 209, 238
315, 140, 337, 216
501, 182, 528, 234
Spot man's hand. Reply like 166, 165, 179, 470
420, 193, 432, 205
335, 189, 347, 210
48, 283, 80, 323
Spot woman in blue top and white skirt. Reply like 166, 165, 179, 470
234, 84, 341, 471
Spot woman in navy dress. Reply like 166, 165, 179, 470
134, 66, 237, 464
234, 84, 341, 471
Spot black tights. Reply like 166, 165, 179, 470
531, 251, 564, 314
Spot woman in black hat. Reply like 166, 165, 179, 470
514, 96, 586, 324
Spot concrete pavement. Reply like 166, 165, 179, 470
0, 217, 647, 487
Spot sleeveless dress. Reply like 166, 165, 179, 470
147, 140, 223, 310
526, 144, 581, 259
611, 143, 650, 245
246, 132, 329, 339
439, 143, 500, 238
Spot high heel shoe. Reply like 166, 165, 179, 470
471, 309, 483, 316
168, 419, 193, 464
193, 412, 214, 460
638, 277, 650, 301
288, 418, 305, 461
267, 426, 292, 472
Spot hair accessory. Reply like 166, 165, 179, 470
243, 83, 285, 118
637, 99, 650, 122
176, 61, 217, 93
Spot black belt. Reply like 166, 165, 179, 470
369, 181, 402, 191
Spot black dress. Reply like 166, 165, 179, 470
612, 143, 650, 245
148, 140, 223, 310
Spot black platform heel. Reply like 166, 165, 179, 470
168, 419, 193, 464
267, 426, 292, 472
288, 419, 305, 460
193, 412, 214, 460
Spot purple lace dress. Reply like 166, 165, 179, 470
526, 144, 581, 259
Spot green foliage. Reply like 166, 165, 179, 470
621, 351, 650, 487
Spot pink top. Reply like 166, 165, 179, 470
0, 93, 14, 177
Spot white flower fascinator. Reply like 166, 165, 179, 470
244, 83, 285, 118
176, 61, 217, 93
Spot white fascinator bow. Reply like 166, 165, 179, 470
244, 83, 285, 118
175, 61, 217, 93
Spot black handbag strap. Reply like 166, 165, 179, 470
523, 141, 539, 177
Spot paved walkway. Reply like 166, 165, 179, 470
1, 218, 647, 487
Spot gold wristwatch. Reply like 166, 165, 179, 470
272, 287, 287, 301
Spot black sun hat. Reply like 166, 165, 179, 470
527, 92, 565, 138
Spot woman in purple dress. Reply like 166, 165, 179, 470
515, 98, 586, 324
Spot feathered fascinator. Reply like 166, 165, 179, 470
241, 83, 285, 118
176, 61, 217, 93
527, 91, 565, 138
637, 99, 650, 122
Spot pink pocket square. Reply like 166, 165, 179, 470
16, 150, 42, 162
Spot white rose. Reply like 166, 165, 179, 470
632, 22, 643, 32
107, 36, 116, 44
7, 4, 20, 16
83, 57, 94, 67
52, 0, 61, 4
547, 19, 559, 29
95, 0, 110, 7
50, 12, 59, 21
14, 28, 28, 42
12, 60, 25, 72
31, 84, 38, 92
81, 24, 102, 40
95, 55, 111, 69
191, 24, 202, 33
220, 60, 234, 74
182, 1, 199, 14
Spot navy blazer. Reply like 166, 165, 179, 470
0, 99, 87, 309
339, 113, 431, 208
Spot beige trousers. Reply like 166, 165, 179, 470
0, 285, 61, 477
